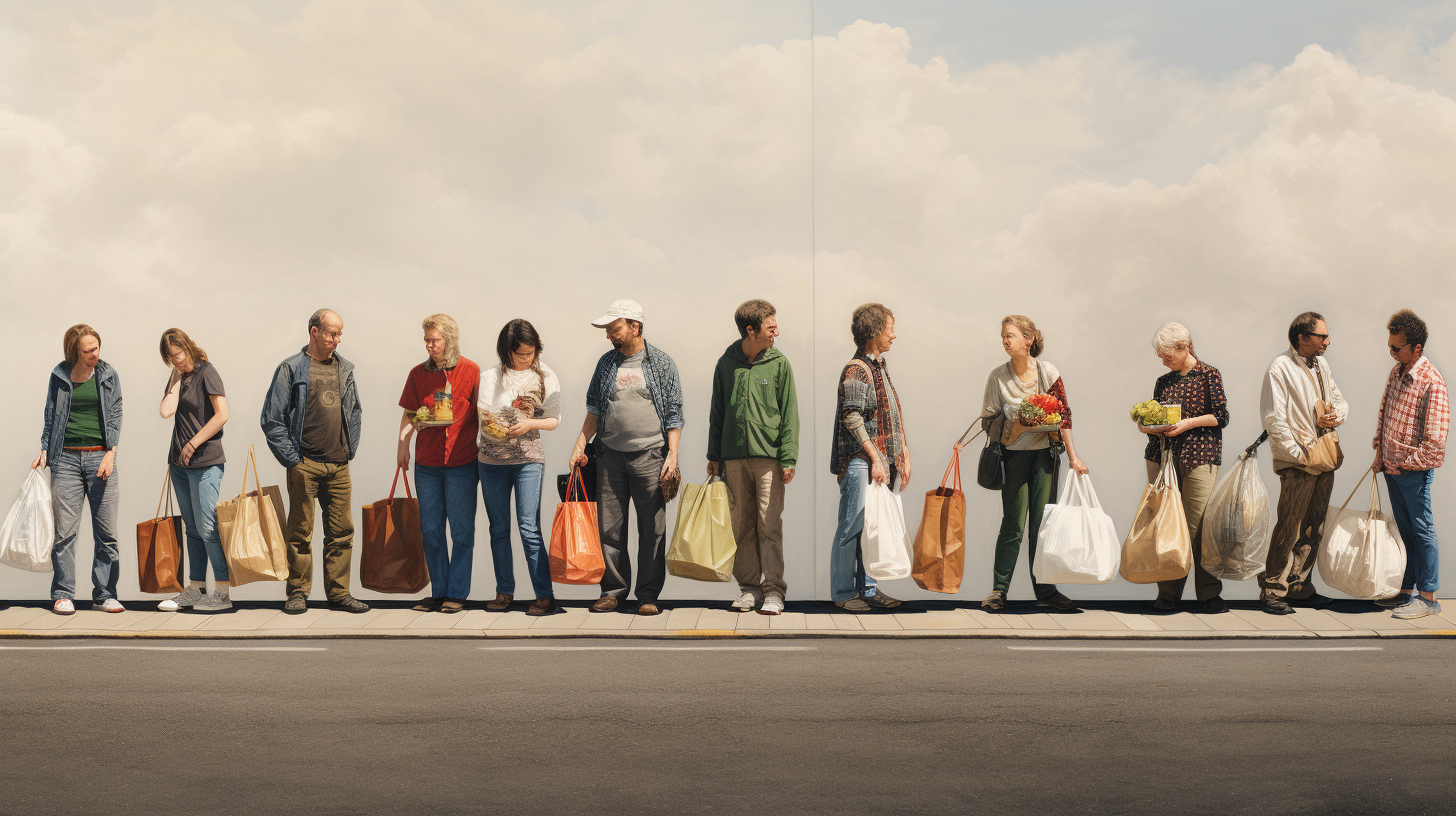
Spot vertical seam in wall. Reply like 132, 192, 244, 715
809, 0, 818, 598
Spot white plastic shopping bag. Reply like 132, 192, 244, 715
1318, 470, 1406, 600
863, 483, 913, 581
1200, 450, 1272, 580
1034, 471, 1119, 584
0, 468, 55, 573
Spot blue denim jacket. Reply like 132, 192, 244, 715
585, 341, 684, 440
259, 348, 362, 469
41, 360, 123, 465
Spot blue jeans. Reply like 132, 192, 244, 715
1385, 469, 1439, 594
50, 449, 120, 602
479, 462, 552, 599
171, 464, 228, 583
415, 463, 480, 600
830, 458, 880, 603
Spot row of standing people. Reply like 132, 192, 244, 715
27, 302, 1447, 620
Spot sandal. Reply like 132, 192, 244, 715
485, 593, 513, 612
981, 591, 1006, 612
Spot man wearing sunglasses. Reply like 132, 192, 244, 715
1258, 311, 1348, 614
1372, 310, 1449, 619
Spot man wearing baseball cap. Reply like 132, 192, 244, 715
570, 299, 684, 615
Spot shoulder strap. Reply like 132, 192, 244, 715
1036, 361, 1048, 394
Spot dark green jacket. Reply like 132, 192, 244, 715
707, 341, 799, 467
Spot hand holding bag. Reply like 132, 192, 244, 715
863, 482, 913, 581
549, 466, 606, 584
912, 446, 966, 593
360, 466, 429, 593
1296, 364, 1343, 474
1119, 449, 1192, 583
666, 477, 737, 582
136, 467, 185, 594
0, 468, 55, 573
1317, 467, 1406, 599
215, 445, 289, 586
1035, 471, 1119, 584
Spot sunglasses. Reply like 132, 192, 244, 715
1305, 332, 1329, 341
1390, 342, 1411, 354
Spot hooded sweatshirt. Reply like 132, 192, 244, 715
707, 341, 799, 467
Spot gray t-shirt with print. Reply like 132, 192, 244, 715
600, 350, 664, 452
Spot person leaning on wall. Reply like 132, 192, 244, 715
978, 314, 1086, 613
1138, 322, 1230, 614
156, 328, 232, 613
828, 303, 908, 613
260, 309, 369, 615
1372, 309, 1449, 620
706, 299, 799, 616
1257, 311, 1347, 615
569, 299, 683, 616
33, 323, 124, 616
397, 314, 480, 614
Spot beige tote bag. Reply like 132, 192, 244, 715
1119, 449, 1192, 584
1295, 365, 1343, 475
215, 445, 289, 586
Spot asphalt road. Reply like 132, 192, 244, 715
1, 639, 1452, 815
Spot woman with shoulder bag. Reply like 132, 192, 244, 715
978, 315, 1087, 612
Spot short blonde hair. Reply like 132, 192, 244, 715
422, 314, 461, 370
1152, 322, 1195, 358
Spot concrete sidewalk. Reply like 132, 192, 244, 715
1, 598, 1452, 639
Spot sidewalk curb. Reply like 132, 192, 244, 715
2, 628, 1453, 640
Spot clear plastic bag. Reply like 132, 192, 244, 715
0, 468, 56, 573
1034, 471, 1119, 584
1199, 451, 1272, 581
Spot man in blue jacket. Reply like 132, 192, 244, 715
260, 309, 368, 614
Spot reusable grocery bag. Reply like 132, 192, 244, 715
1200, 440, 1272, 581
912, 447, 966, 593
1119, 450, 1192, 583
1035, 471, 1119, 584
863, 482, 913, 581
666, 477, 736, 582
0, 468, 54, 573
136, 468, 185, 594
215, 445, 289, 587
360, 466, 429, 593
1317, 468, 1406, 599
549, 466, 605, 585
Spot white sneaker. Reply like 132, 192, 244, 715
759, 593, 785, 616
96, 598, 124, 613
194, 588, 232, 613
52, 598, 75, 616
731, 591, 758, 612
158, 586, 204, 612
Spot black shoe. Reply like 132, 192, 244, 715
1261, 598, 1294, 615
1036, 592, 1078, 611
328, 595, 370, 614
864, 592, 902, 609
282, 593, 308, 615
1202, 597, 1230, 614
1289, 593, 1332, 609
1152, 597, 1178, 612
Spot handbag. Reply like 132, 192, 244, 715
136, 467, 186, 594
665, 477, 737, 582
977, 414, 1005, 490
360, 466, 429, 593
215, 445, 289, 586
549, 466, 606, 584
1295, 364, 1343, 474
1316, 466, 1406, 599
1119, 448, 1192, 583
911, 446, 966, 593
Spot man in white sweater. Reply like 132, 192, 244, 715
1258, 312, 1349, 614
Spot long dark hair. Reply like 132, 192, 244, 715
496, 319, 546, 400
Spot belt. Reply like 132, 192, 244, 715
62, 446, 108, 452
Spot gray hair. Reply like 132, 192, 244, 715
1152, 322, 1195, 358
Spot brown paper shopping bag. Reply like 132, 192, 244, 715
1119, 450, 1192, 584
215, 445, 288, 586
912, 447, 966, 593
136, 467, 185, 594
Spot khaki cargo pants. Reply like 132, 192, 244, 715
285, 459, 355, 602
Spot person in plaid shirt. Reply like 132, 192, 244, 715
1372, 310, 1449, 620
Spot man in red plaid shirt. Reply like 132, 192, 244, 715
1372, 310, 1449, 620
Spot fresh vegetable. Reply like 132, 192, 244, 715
1130, 399, 1168, 426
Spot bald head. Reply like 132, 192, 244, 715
307, 308, 343, 360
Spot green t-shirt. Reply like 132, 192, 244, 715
64, 377, 105, 447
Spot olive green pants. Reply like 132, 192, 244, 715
285, 459, 355, 602
993, 449, 1056, 599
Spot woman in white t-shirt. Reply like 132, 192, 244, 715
478, 319, 562, 616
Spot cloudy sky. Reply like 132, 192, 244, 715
2, 1, 1453, 603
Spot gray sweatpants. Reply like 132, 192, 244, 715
597, 445, 667, 602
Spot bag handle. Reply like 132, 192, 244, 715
1333, 464, 1374, 515
935, 446, 962, 493
387, 466, 413, 504
566, 464, 587, 502
155, 465, 176, 520
1366, 469, 1382, 522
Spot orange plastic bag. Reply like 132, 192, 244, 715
549, 466, 605, 585
912, 447, 966, 593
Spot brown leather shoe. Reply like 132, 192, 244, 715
485, 593, 513, 612
591, 594, 619, 613
440, 599, 465, 614
526, 598, 559, 617
637, 602, 661, 616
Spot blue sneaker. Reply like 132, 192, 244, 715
1393, 597, 1442, 620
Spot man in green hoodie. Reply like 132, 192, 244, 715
706, 300, 800, 615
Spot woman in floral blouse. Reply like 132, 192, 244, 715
1140, 322, 1231, 613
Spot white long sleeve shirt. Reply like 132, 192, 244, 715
1260, 348, 1349, 469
